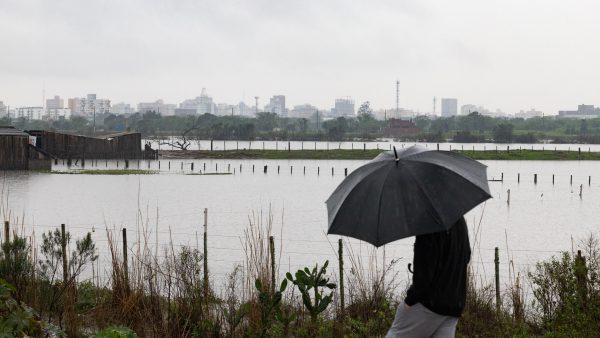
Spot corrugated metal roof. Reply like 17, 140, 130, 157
0, 126, 29, 136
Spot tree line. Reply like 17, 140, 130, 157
3, 105, 600, 144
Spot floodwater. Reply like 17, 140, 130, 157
2, 159, 600, 292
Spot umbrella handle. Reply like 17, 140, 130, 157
408, 263, 413, 274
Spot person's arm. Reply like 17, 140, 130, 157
405, 234, 437, 305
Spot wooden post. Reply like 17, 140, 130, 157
518, 173, 520, 183
571, 175, 573, 185
204, 163, 206, 171
290, 166, 293, 174
253, 164, 255, 173
168, 161, 170, 170
269, 236, 276, 294
125, 159, 129, 169
338, 239, 345, 318
216, 163, 218, 171
318, 167, 320, 175
437, 143, 439, 151
203, 209, 209, 301
263, 165, 267, 174
332, 167, 334, 176
580, 184, 583, 198
552, 174, 555, 184
288, 141, 291, 151
495, 247, 500, 313
507, 189, 510, 204
501, 172, 504, 181
507, 145, 509, 153
191, 163, 194, 171
363, 143, 366, 151
303, 166, 306, 175
228, 163, 231, 172
534, 174, 537, 184
210, 139, 213, 151
122, 228, 128, 287
589, 176, 591, 186
181, 162, 184, 170
61, 224, 68, 283
277, 165, 280, 174
344, 168, 348, 177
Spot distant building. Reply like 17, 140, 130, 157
383, 118, 420, 137
173, 108, 198, 116
68, 94, 111, 118
46, 108, 71, 120
0, 101, 7, 117
238, 101, 253, 117
265, 95, 286, 116
46, 95, 64, 110
138, 99, 176, 115
289, 104, 318, 119
441, 98, 458, 117
460, 104, 478, 115
215, 103, 241, 116
179, 88, 215, 115
515, 108, 543, 119
558, 104, 600, 119
331, 98, 355, 117
111, 102, 135, 115
373, 108, 416, 120
16, 107, 44, 120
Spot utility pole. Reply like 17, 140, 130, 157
254, 96, 259, 115
396, 80, 399, 118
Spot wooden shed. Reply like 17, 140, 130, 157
0, 126, 30, 170
27, 131, 142, 159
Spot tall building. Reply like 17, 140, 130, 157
68, 94, 111, 118
177, 88, 215, 115
331, 98, 355, 117
441, 98, 458, 117
138, 99, 176, 115
111, 102, 135, 115
46, 95, 64, 109
265, 95, 286, 115
0, 101, 7, 117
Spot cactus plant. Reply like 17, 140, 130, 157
286, 260, 337, 323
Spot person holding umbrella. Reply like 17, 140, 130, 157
326, 145, 491, 337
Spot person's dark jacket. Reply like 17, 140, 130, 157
405, 217, 471, 317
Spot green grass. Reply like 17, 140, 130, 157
50, 169, 159, 175
159, 149, 600, 160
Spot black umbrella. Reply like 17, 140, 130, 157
326, 145, 491, 247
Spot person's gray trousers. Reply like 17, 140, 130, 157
386, 302, 458, 338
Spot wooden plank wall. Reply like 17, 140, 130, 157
0, 135, 29, 170
33, 131, 142, 159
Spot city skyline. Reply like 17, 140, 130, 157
1, 0, 599, 115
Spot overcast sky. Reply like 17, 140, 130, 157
1, 0, 599, 115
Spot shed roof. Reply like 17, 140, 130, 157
0, 126, 29, 136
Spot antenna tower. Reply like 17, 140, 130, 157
395, 80, 399, 118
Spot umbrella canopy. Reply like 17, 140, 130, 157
326, 145, 491, 247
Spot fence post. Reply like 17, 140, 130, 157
277, 165, 280, 174
344, 168, 348, 177
203, 208, 209, 301
571, 175, 573, 185
338, 239, 345, 318
534, 174, 537, 184
264, 165, 267, 174
507, 189, 510, 204
552, 174, 555, 185
269, 236, 276, 294
495, 247, 500, 313
122, 228, 128, 289
580, 184, 583, 198
589, 176, 591, 186
518, 173, 520, 183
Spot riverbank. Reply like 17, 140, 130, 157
159, 149, 600, 160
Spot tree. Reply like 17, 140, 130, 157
493, 123, 514, 143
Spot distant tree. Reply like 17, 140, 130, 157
493, 123, 514, 143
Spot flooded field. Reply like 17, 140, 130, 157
2, 159, 600, 290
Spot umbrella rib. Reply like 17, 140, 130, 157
375, 164, 395, 247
